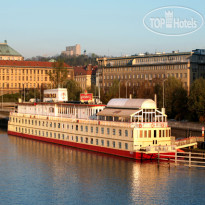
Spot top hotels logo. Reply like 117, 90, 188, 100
143, 6, 204, 36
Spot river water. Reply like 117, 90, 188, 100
1, 130, 205, 205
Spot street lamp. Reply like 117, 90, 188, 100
119, 80, 121, 98
163, 79, 168, 108
125, 81, 131, 98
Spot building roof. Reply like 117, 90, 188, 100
0, 60, 70, 68
107, 98, 156, 109
97, 108, 139, 117
74, 66, 96, 76
0, 42, 22, 57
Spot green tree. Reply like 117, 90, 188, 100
47, 60, 68, 88
188, 78, 205, 122
65, 80, 82, 101
164, 77, 188, 120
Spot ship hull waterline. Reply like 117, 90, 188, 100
8, 131, 175, 160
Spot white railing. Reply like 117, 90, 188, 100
158, 151, 205, 168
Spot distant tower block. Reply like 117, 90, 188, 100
61, 44, 81, 56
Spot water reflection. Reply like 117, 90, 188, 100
0, 131, 204, 205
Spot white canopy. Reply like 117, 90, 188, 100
107, 98, 156, 109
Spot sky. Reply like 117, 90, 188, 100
1, 0, 205, 58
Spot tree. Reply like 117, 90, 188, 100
164, 77, 188, 120
65, 80, 82, 101
188, 78, 205, 122
47, 60, 68, 88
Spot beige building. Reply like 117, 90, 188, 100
0, 40, 24, 61
0, 61, 73, 94
74, 65, 96, 91
96, 49, 205, 93
62, 44, 81, 56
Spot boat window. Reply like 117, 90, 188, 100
58, 123, 60, 128
140, 130, 143, 138
50, 132, 52, 138
107, 128, 110, 135
86, 138, 88, 143
76, 125, 78, 131
85, 126, 88, 132
144, 130, 147, 138
58, 134, 60, 139
50, 122, 52, 127
154, 130, 157, 138
159, 130, 161, 137
113, 129, 116, 135
96, 139, 98, 145
119, 142, 121, 148
125, 130, 128, 137
148, 130, 151, 138
125, 143, 128, 150
67, 135, 69, 140
54, 133, 56, 138
81, 137, 83, 142
81, 125, 83, 131
91, 127, 93, 133
101, 128, 104, 134
113, 141, 115, 148
39, 121, 41, 126
91, 138, 93, 144
76, 136, 78, 142
101, 140, 104, 146
107, 140, 109, 147
96, 127, 98, 133
119, 129, 122, 136
67, 124, 69, 129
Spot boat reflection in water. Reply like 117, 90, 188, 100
5, 133, 205, 205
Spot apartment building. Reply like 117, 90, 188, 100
61, 44, 81, 56
74, 65, 96, 91
96, 49, 205, 93
0, 40, 24, 61
0, 60, 73, 94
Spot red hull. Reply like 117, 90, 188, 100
7, 131, 174, 160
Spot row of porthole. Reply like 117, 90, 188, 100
15, 126, 129, 150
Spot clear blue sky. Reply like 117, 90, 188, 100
1, 0, 205, 58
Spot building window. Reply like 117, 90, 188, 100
125, 143, 128, 150
91, 138, 93, 144
119, 129, 122, 136
113, 141, 115, 148
96, 127, 98, 133
125, 130, 128, 137
101, 127, 104, 134
81, 125, 83, 131
101, 140, 104, 146
91, 126, 93, 133
96, 139, 98, 145
113, 129, 116, 135
85, 126, 88, 132
119, 142, 122, 148
107, 128, 110, 135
